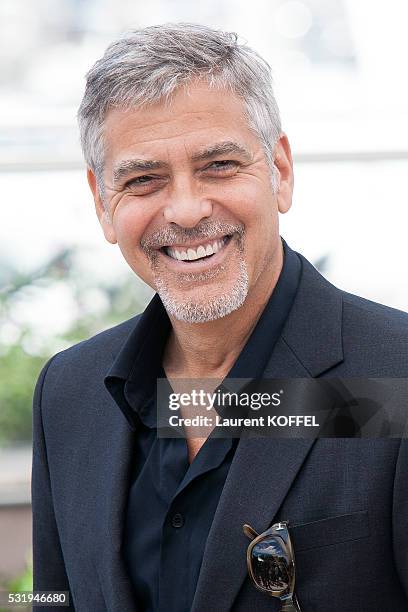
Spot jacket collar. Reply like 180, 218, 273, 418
278, 251, 344, 377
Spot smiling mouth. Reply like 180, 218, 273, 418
160, 235, 233, 262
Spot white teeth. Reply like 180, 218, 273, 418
187, 248, 198, 260
166, 237, 228, 261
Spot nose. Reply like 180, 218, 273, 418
163, 176, 213, 228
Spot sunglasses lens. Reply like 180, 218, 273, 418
251, 535, 292, 592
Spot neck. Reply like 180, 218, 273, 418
163, 244, 284, 379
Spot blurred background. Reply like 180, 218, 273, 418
1, 0, 407, 597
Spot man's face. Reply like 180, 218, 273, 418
88, 80, 294, 323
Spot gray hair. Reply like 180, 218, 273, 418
77, 22, 282, 195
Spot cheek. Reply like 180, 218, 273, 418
112, 201, 153, 252
233, 188, 278, 238
225, 178, 276, 219
239, 195, 280, 270
111, 202, 157, 280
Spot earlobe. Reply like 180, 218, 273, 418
86, 168, 117, 244
100, 209, 118, 244
277, 186, 292, 215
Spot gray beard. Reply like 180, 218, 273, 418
153, 259, 249, 323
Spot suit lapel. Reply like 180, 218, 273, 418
192, 252, 345, 612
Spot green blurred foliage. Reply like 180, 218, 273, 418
0, 247, 152, 445
7, 560, 33, 591
0, 560, 33, 612
0, 344, 46, 443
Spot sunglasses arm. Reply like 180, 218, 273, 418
243, 523, 259, 540
281, 594, 302, 612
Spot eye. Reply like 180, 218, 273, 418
127, 175, 154, 186
124, 174, 167, 194
206, 160, 239, 173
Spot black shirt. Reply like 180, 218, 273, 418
105, 239, 301, 611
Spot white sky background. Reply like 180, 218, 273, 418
1, 0, 407, 342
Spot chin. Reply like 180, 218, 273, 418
155, 261, 249, 323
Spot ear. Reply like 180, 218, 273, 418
87, 168, 117, 244
273, 133, 294, 214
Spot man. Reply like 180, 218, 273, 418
32, 23, 408, 611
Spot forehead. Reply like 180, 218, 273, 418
103, 81, 260, 164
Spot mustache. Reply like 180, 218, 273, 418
140, 220, 245, 252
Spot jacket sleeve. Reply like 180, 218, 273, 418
32, 357, 75, 611
393, 436, 408, 599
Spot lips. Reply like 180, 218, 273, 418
155, 234, 234, 270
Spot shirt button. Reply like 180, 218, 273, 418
171, 513, 185, 528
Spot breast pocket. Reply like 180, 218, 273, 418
289, 510, 370, 552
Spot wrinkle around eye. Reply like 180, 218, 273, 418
103, 184, 131, 216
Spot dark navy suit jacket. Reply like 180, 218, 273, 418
32, 246, 408, 611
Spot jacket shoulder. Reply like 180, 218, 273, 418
299, 250, 408, 340
294, 252, 408, 375
339, 290, 408, 375
341, 289, 408, 336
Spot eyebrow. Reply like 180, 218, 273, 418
112, 140, 253, 186
191, 140, 254, 163
112, 159, 165, 186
